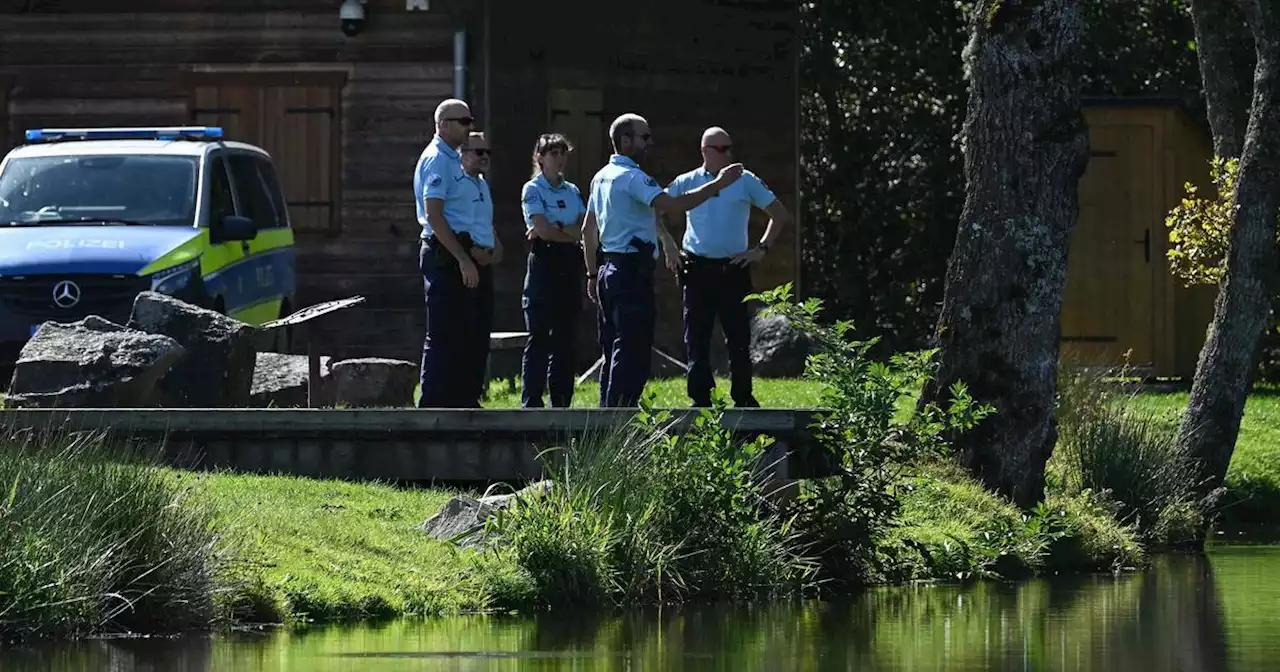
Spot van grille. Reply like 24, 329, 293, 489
0, 275, 150, 325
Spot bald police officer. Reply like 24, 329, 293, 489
665, 126, 792, 408
414, 99, 498, 408
582, 113, 745, 407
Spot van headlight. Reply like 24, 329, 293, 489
149, 259, 201, 294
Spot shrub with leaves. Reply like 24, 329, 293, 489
1166, 155, 1239, 287
1163, 155, 1280, 382
748, 283, 994, 588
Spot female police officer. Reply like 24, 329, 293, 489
519, 133, 586, 407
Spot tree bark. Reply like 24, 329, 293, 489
1178, 0, 1280, 497
1189, 0, 1252, 159
919, 0, 1090, 507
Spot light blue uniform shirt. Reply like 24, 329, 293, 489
664, 167, 777, 258
413, 134, 495, 248
586, 155, 664, 258
521, 172, 585, 231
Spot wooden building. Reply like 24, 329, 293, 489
0, 0, 800, 371
1061, 99, 1217, 380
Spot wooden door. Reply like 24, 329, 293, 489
191, 80, 340, 234
548, 88, 604, 188
1060, 124, 1158, 372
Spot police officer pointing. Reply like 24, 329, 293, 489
414, 99, 498, 408
582, 113, 745, 407
666, 126, 792, 408
520, 133, 586, 408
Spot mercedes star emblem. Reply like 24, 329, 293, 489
52, 280, 81, 309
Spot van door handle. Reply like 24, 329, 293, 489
1134, 228, 1150, 263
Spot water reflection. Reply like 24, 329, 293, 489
3, 546, 1276, 671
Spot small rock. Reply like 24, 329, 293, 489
330, 357, 418, 408
127, 292, 257, 407
418, 496, 500, 548
250, 353, 333, 408
750, 311, 814, 378
6, 316, 184, 408
420, 481, 553, 548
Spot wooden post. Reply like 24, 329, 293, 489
304, 323, 322, 409
256, 295, 367, 409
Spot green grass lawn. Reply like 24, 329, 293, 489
189, 471, 501, 624
148, 377, 1277, 626
475, 375, 827, 409
1129, 389, 1280, 527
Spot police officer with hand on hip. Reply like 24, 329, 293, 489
665, 126, 791, 408
414, 99, 499, 408
582, 113, 745, 407
519, 133, 585, 408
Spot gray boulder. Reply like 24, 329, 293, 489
330, 357, 418, 408
127, 292, 257, 408
420, 481, 552, 548
250, 353, 333, 408
6, 316, 184, 408
750, 311, 814, 378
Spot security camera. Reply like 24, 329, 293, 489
340, 0, 366, 37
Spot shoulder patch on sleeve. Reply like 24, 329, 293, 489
427, 173, 443, 187
644, 177, 657, 187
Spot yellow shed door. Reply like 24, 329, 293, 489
1060, 124, 1158, 373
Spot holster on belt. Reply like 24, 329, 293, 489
629, 237, 656, 259
426, 231, 476, 266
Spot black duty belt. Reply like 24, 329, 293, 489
681, 252, 737, 266
529, 239, 581, 253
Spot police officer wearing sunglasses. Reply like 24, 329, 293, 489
664, 126, 791, 408
414, 99, 500, 408
518, 133, 586, 408
582, 113, 745, 407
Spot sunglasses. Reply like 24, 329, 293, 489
444, 116, 475, 126
468, 148, 490, 156
704, 145, 732, 153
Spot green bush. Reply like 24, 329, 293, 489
0, 426, 228, 642
750, 284, 993, 588
479, 398, 810, 608
1053, 367, 1207, 547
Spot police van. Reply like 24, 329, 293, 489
0, 126, 297, 363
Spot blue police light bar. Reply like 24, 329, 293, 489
24, 126, 225, 143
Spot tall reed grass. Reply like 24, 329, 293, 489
480, 401, 812, 608
1054, 367, 1207, 545
0, 424, 227, 642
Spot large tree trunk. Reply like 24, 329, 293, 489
1179, 0, 1280, 497
1190, 0, 1253, 159
919, 0, 1090, 507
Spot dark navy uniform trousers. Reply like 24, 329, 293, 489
521, 240, 583, 407
596, 246, 656, 407
680, 253, 759, 408
418, 238, 493, 408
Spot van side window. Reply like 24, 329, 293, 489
228, 153, 280, 230
209, 155, 235, 224
254, 158, 290, 229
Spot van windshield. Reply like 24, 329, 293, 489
0, 154, 199, 227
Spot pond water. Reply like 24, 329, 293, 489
3, 544, 1278, 671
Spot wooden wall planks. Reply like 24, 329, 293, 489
0, 0, 799, 373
